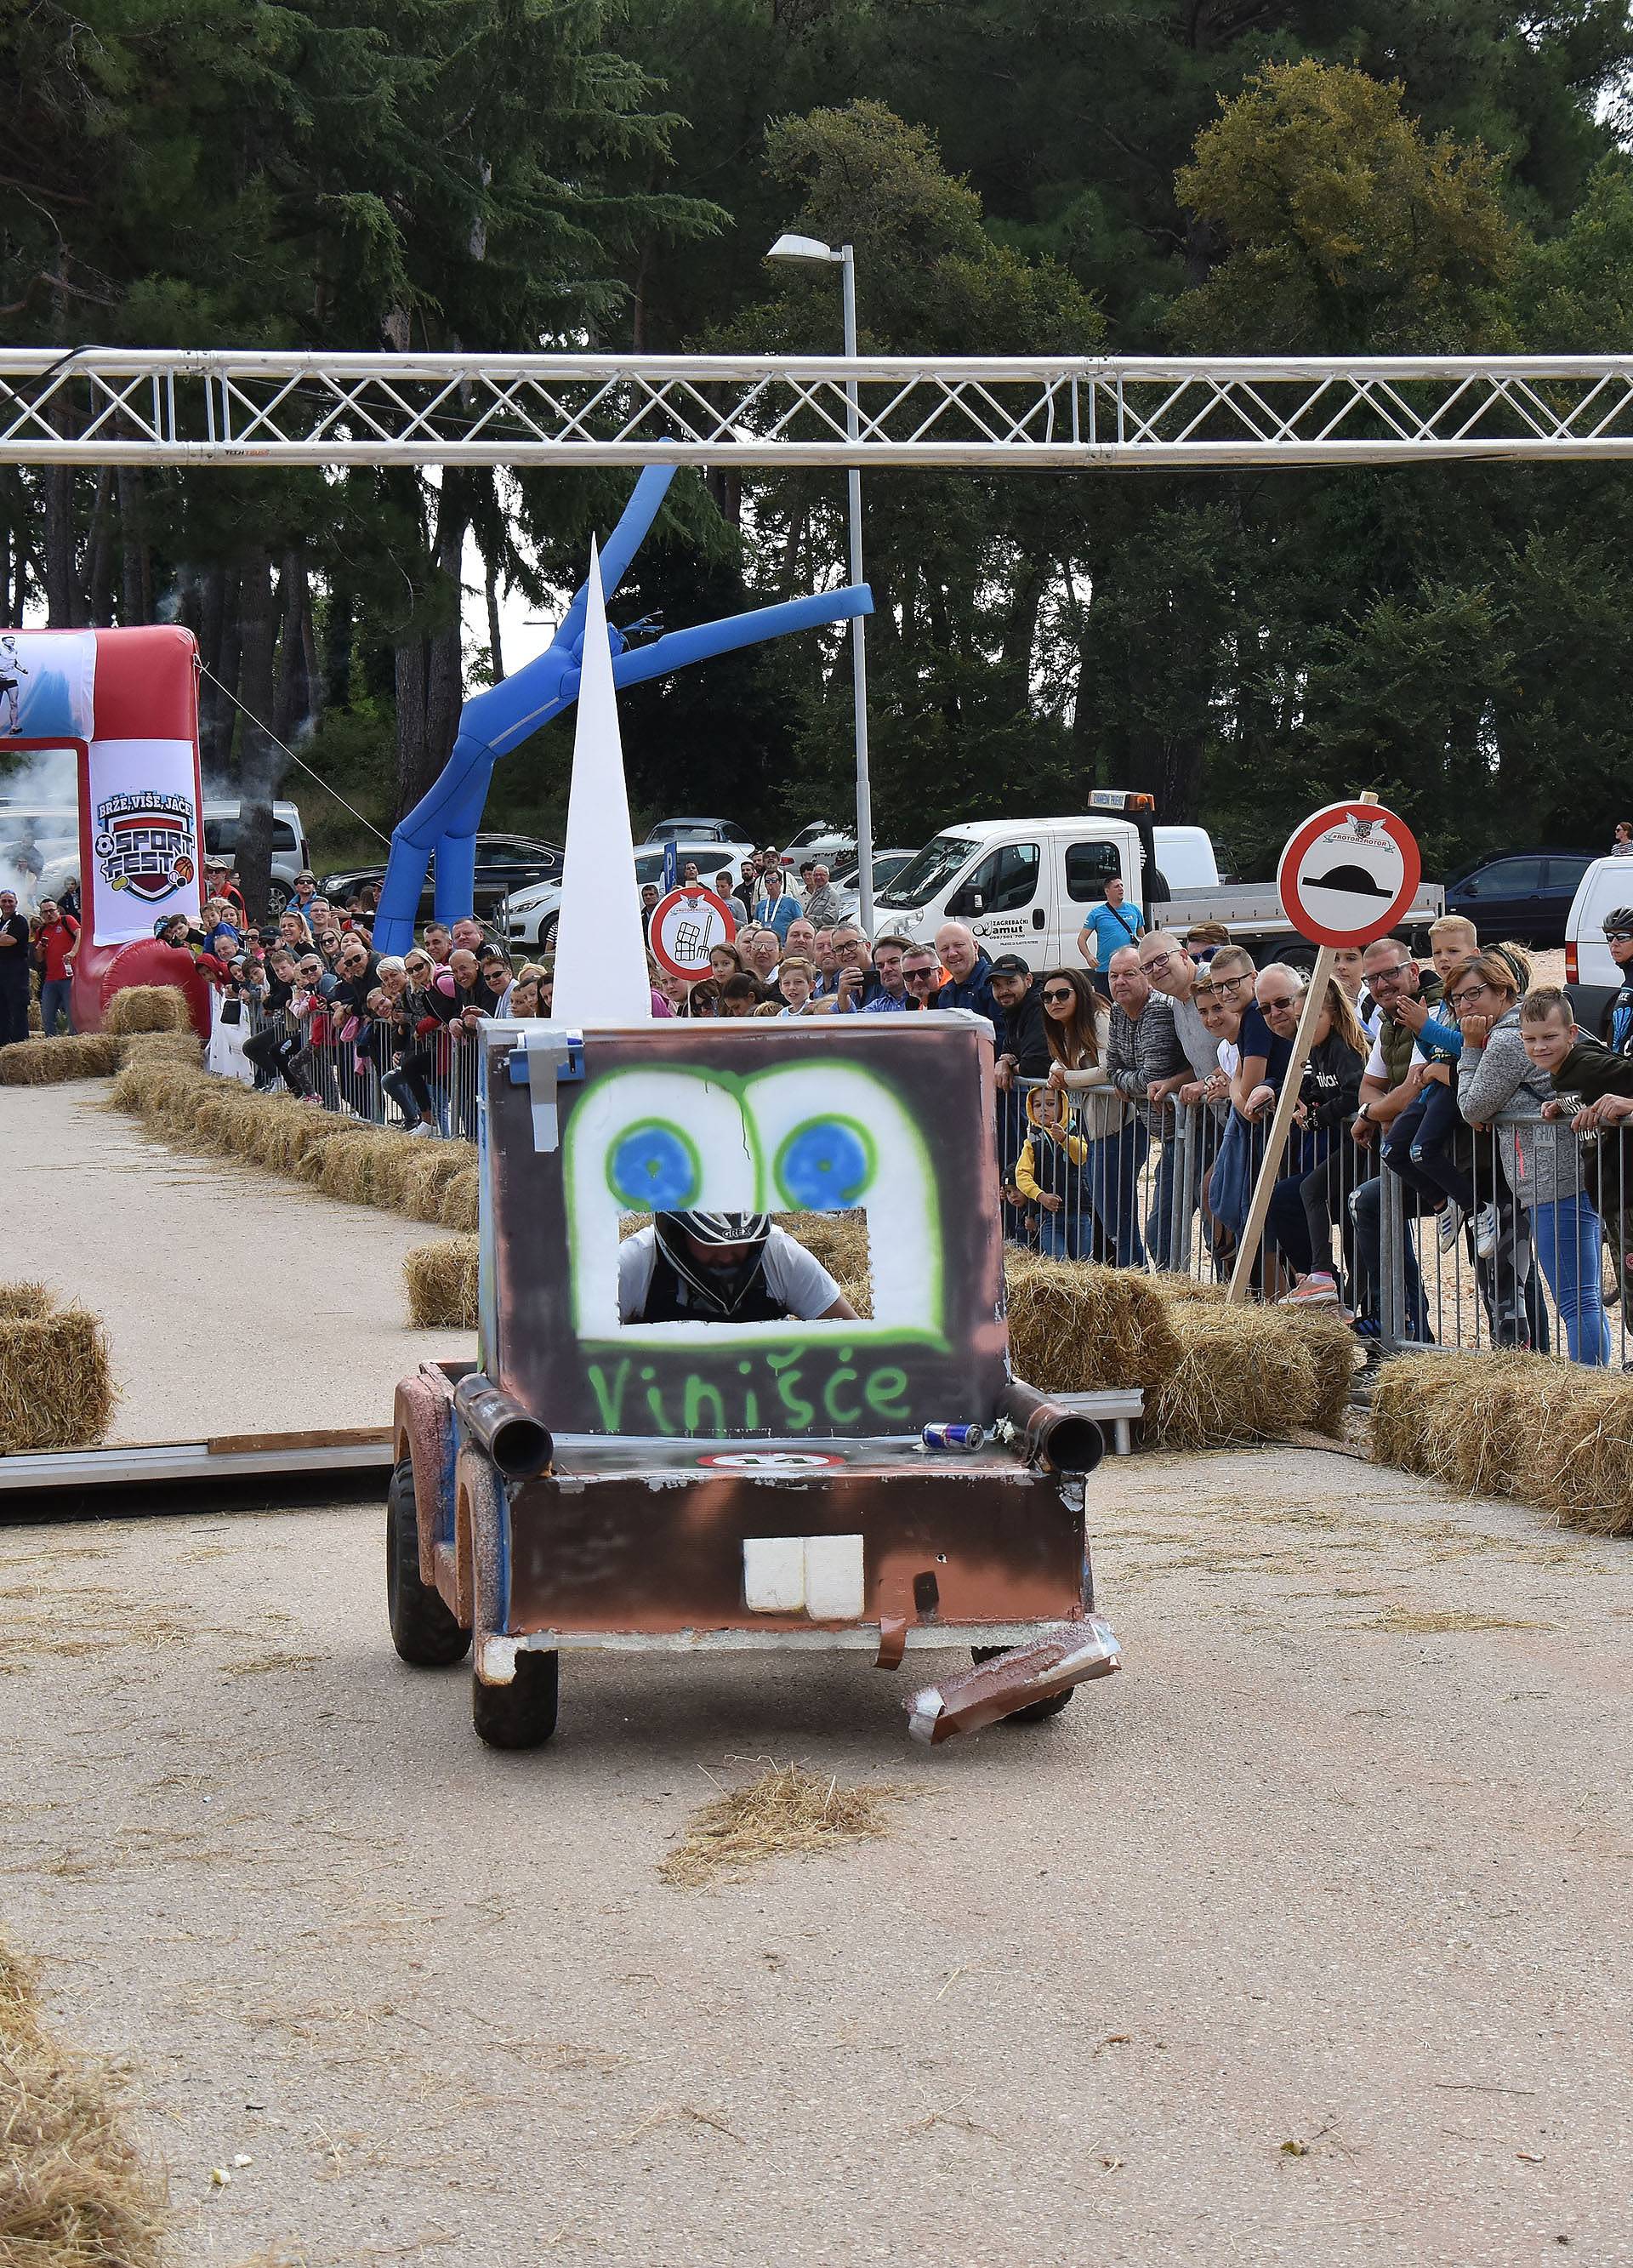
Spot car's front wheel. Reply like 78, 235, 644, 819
472, 1650, 560, 1749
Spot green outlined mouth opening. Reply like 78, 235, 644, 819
566, 1060, 945, 1348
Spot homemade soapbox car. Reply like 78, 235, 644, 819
388, 1010, 1122, 1747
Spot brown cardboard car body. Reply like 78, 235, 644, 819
390, 1011, 1120, 1747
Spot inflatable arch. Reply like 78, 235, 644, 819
0, 624, 210, 1036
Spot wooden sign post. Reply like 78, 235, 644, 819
1226, 789, 1422, 1304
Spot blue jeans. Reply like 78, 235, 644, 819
1038, 1205, 1089, 1261
1085, 1124, 1147, 1269
39, 977, 73, 1035
1529, 1194, 1612, 1365
1385, 1086, 1475, 1214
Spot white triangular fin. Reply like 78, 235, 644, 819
551, 537, 650, 1023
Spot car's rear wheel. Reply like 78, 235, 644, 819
540, 914, 559, 951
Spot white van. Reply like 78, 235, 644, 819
1152, 824, 1220, 892
872, 813, 1147, 969
1564, 856, 1633, 1039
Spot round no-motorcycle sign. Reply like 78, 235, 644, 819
649, 884, 737, 979
1277, 801, 1421, 949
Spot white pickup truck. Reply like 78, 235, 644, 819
869, 791, 1443, 972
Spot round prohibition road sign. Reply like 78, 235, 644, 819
697, 1450, 845, 1471
1277, 801, 1421, 949
648, 884, 737, 979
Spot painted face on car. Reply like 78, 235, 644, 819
565, 1061, 943, 1348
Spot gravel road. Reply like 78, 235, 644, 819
4, 1446, 1631, 2266
1, 1083, 468, 1441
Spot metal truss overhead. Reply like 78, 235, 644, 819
3, 349, 1633, 468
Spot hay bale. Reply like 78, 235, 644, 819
776, 1210, 873, 1282
0, 1034, 122, 1084
117, 1029, 201, 1068
1368, 1350, 1546, 1499
102, 983, 191, 1035
2, 1281, 56, 1322
1290, 1307, 1363, 1436
1145, 1302, 1320, 1450
396, 1140, 479, 1224
404, 1236, 480, 1328
0, 1928, 168, 2267
438, 1166, 481, 1232
1533, 1375, 1633, 1537
0, 1285, 114, 1453
1004, 1252, 1182, 1393
1368, 1348, 1626, 1523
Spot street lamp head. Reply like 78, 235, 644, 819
766, 232, 845, 265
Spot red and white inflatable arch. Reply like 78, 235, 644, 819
0, 624, 210, 1036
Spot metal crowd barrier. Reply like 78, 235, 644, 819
997, 1080, 1630, 1367
232, 995, 483, 1140
1376, 1107, 1630, 1368
997, 1077, 1376, 1297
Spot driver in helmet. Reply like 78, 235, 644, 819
617, 1211, 859, 1326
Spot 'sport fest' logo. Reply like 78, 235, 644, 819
94, 791, 196, 903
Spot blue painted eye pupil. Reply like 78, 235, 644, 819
777, 1120, 871, 1210
610, 1122, 698, 1211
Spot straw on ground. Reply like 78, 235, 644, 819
659, 1762, 907, 1889
0, 1925, 168, 2266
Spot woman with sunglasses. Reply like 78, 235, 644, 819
1042, 966, 1144, 1266
1458, 954, 1611, 1363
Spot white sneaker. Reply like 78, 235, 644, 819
409, 1120, 435, 1137
1474, 1204, 1499, 1260
1437, 1201, 1464, 1252
1280, 1271, 1340, 1307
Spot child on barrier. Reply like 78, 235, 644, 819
1459, 962, 1610, 1365
1013, 1084, 1091, 1261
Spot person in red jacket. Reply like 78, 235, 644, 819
31, 898, 79, 1035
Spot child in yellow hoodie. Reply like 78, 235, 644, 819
1013, 1084, 1090, 1260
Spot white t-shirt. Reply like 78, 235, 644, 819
1218, 1040, 1239, 1078
617, 1225, 842, 1322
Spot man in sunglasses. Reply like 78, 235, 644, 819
1605, 909, 1633, 1057
900, 946, 942, 1006
1137, 932, 1231, 1110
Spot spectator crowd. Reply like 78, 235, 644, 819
11, 841, 1633, 1369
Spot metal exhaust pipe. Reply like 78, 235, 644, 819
455, 1376, 554, 1480
998, 1381, 1104, 1474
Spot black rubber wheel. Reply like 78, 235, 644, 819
472, 1650, 560, 1750
540, 913, 559, 952
971, 1645, 1075, 1724
386, 1458, 470, 1667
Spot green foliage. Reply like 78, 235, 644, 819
5, 4, 1633, 878
1171, 61, 1520, 351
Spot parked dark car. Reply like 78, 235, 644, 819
321, 832, 565, 921
1443, 848, 1599, 947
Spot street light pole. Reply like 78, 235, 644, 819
767, 231, 876, 932
837, 246, 876, 936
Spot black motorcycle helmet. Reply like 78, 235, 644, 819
653, 1211, 773, 1318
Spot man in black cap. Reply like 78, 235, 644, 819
989, 954, 1050, 1084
